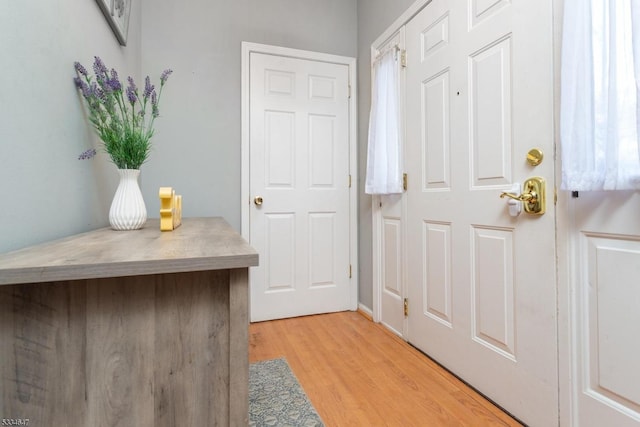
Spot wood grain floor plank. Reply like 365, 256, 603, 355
249, 311, 523, 427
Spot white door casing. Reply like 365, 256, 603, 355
404, 0, 557, 425
241, 43, 358, 322
371, 29, 407, 337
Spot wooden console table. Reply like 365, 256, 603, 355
0, 218, 258, 426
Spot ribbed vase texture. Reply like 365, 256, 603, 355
109, 169, 147, 230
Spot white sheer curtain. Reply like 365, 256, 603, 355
365, 48, 402, 195
561, 0, 640, 190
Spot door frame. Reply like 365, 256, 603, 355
240, 42, 359, 313
553, 0, 573, 425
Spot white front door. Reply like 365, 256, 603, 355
569, 190, 640, 426
405, 0, 557, 425
247, 49, 354, 322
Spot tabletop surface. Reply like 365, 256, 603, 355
0, 217, 259, 285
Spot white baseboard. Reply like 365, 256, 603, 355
357, 303, 373, 320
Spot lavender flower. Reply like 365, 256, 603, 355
74, 77, 91, 98
107, 69, 122, 92
126, 86, 137, 104
93, 56, 108, 77
74, 62, 88, 77
73, 57, 172, 169
78, 148, 97, 160
160, 69, 173, 85
143, 76, 154, 101
93, 84, 106, 102
127, 76, 137, 92
151, 91, 159, 117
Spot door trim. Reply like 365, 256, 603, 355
241, 42, 359, 312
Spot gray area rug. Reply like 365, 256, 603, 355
249, 358, 325, 427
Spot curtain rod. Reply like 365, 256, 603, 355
373, 44, 400, 64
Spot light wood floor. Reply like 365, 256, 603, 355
249, 311, 524, 427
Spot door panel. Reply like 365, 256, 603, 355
572, 192, 640, 426
423, 221, 452, 326
265, 111, 295, 187
469, 36, 512, 187
378, 195, 404, 335
265, 213, 295, 290
405, 0, 558, 424
470, 0, 509, 28
471, 226, 515, 359
423, 70, 450, 189
249, 52, 351, 322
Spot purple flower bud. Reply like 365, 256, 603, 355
108, 69, 122, 91
92, 83, 106, 102
74, 62, 88, 76
93, 56, 108, 76
127, 86, 137, 104
143, 76, 154, 100
105, 81, 116, 92
78, 148, 97, 160
160, 69, 173, 84
74, 77, 91, 98
127, 76, 137, 92
151, 90, 159, 117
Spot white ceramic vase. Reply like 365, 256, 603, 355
109, 169, 147, 230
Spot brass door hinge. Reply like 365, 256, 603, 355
403, 173, 408, 191
349, 174, 352, 188
400, 50, 407, 68
404, 298, 409, 317
348, 84, 352, 99
349, 264, 352, 278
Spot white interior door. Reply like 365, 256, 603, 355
405, 0, 557, 425
248, 51, 353, 322
569, 191, 640, 426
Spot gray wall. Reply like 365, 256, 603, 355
0, 0, 356, 255
0, 0, 142, 253
356, 0, 418, 309
1, 0, 416, 313
139, 0, 358, 229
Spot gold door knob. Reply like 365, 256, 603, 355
254, 196, 263, 206
499, 191, 536, 203
499, 177, 546, 215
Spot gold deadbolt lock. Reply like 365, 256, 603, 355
526, 148, 544, 166
499, 177, 546, 215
